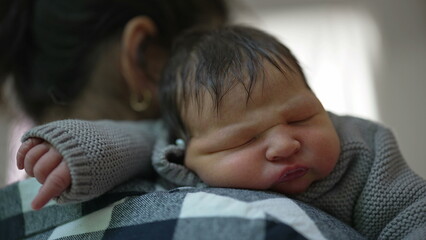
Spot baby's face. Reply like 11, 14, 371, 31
182, 62, 341, 195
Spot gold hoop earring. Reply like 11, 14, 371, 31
130, 89, 152, 112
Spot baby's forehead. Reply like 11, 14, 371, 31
189, 60, 288, 101
182, 62, 306, 134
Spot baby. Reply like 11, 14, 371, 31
17, 25, 425, 239
158, 25, 340, 195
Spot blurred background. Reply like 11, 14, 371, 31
1, 0, 425, 187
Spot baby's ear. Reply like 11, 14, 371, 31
120, 16, 157, 94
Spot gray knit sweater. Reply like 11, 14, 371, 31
22, 120, 160, 203
22, 113, 426, 239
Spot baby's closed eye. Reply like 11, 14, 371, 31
287, 112, 318, 126
229, 136, 258, 150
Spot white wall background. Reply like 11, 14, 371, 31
233, 0, 426, 178
1, 0, 425, 187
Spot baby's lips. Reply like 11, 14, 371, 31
277, 167, 309, 183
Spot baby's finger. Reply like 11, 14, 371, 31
31, 161, 71, 210
23, 142, 51, 177
17, 138, 44, 169
33, 148, 63, 184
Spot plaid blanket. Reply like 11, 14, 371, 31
0, 178, 365, 240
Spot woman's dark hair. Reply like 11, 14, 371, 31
0, 0, 228, 121
160, 25, 309, 141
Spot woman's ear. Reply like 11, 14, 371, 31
120, 16, 157, 92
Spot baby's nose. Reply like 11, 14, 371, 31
265, 127, 301, 161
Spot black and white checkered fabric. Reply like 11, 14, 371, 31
0, 178, 364, 240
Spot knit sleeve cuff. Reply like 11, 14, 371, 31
21, 119, 158, 204
21, 121, 93, 203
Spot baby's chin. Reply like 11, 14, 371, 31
270, 181, 312, 195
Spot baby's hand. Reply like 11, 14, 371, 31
16, 138, 71, 210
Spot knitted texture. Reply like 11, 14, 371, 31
155, 113, 426, 239
22, 120, 159, 203
151, 127, 206, 188
21, 113, 425, 239
293, 114, 426, 240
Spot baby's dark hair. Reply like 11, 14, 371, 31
160, 25, 309, 141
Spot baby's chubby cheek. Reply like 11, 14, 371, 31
184, 153, 244, 188
316, 136, 341, 178
184, 158, 224, 186
183, 149, 216, 184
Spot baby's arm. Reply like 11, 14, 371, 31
17, 138, 70, 210
18, 119, 160, 207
